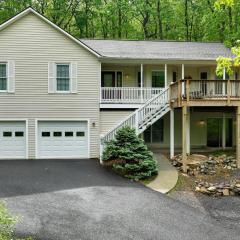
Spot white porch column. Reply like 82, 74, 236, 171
182, 64, 185, 79
165, 64, 168, 88
141, 63, 144, 103
182, 64, 185, 96
222, 114, 226, 149
186, 107, 190, 154
170, 108, 174, 159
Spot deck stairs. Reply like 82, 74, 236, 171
100, 87, 170, 154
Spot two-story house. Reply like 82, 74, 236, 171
0, 7, 239, 170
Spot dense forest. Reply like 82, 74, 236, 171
0, 0, 239, 45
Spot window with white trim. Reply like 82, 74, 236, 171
152, 71, 165, 88
0, 63, 7, 91
56, 64, 70, 91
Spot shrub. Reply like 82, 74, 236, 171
102, 126, 158, 180
0, 202, 34, 240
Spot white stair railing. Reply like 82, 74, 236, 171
101, 87, 170, 148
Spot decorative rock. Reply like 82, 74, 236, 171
208, 186, 217, 192
223, 189, 230, 196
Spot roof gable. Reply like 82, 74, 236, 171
0, 7, 100, 58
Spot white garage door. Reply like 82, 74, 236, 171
37, 121, 89, 159
0, 121, 26, 159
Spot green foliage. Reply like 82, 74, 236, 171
103, 126, 158, 181
216, 56, 233, 77
0, 203, 34, 240
0, 0, 240, 42
0, 203, 16, 240
214, 0, 234, 10
216, 40, 240, 77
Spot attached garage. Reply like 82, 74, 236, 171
37, 121, 89, 159
0, 121, 27, 159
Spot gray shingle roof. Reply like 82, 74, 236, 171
80, 39, 233, 61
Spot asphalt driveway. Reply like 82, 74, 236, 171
0, 159, 239, 240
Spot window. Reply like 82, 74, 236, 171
57, 64, 70, 91
65, 132, 73, 137
54, 132, 62, 137
144, 119, 164, 143
152, 71, 165, 88
76, 132, 85, 137
173, 72, 177, 83
0, 64, 7, 91
3, 132, 12, 137
42, 132, 50, 137
15, 132, 24, 137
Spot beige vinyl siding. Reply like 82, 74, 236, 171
100, 111, 134, 135
0, 13, 100, 158
28, 119, 35, 159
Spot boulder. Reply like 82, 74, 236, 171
223, 189, 230, 196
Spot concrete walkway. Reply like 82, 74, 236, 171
146, 152, 178, 194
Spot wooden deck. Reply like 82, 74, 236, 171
170, 79, 240, 108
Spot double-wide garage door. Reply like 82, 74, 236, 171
37, 121, 88, 159
0, 121, 26, 159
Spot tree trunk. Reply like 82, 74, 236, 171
157, 0, 163, 39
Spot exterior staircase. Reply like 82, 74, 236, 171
100, 87, 170, 156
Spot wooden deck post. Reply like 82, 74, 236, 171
182, 105, 188, 172
236, 106, 240, 168
170, 108, 174, 159
178, 80, 182, 107
186, 107, 190, 154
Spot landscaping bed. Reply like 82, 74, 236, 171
170, 151, 240, 196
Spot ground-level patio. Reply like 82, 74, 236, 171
0, 158, 239, 240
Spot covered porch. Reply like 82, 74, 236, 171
100, 61, 234, 107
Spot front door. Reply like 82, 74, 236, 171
152, 71, 165, 88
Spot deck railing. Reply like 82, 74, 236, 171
170, 79, 240, 104
101, 87, 164, 104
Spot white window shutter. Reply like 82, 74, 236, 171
8, 61, 15, 93
48, 62, 56, 93
71, 62, 78, 93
